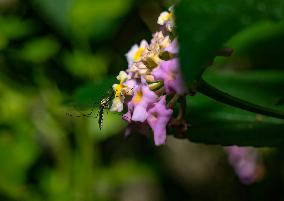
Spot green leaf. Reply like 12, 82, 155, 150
19, 36, 60, 63
0, 16, 36, 50
184, 70, 284, 146
32, 0, 133, 40
31, 0, 71, 36
188, 94, 284, 146
0, 126, 39, 199
63, 50, 108, 79
175, 0, 284, 85
0, 16, 35, 40
212, 20, 284, 72
69, 0, 134, 40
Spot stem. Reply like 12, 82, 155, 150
169, 96, 188, 137
177, 96, 186, 120
155, 87, 165, 96
167, 94, 180, 108
198, 78, 284, 119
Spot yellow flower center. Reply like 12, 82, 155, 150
168, 12, 173, 21
114, 81, 124, 98
133, 47, 144, 61
133, 89, 143, 104
161, 12, 173, 23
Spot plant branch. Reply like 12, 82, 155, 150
197, 78, 284, 119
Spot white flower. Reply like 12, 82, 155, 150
157, 11, 171, 25
109, 71, 130, 112
157, 8, 175, 32
110, 97, 124, 112
116, 71, 129, 82
126, 40, 149, 65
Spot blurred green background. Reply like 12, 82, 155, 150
0, 0, 284, 201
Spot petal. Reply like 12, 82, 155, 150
126, 44, 139, 64
153, 59, 187, 95
153, 127, 167, 145
116, 71, 129, 82
140, 39, 149, 49
110, 98, 123, 112
112, 83, 119, 91
122, 110, 132, 123
165, 39, 178, 54
132, 104, 148, 122
157, 11, 170, 25
147, 96, 173, 146
141, 85, 157, 101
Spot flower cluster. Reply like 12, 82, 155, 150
109, 7, 187, 146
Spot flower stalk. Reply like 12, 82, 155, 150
198, 78, 284, 119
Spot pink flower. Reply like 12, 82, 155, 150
127, 84, 158, 122
225, 146, 264, 184
122, 103, 132, 123
165, 38, 178, 54
152, 58, 187, 95
124, 79, 137, 94
147, 96, 173, 145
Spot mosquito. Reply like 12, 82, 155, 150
96, 90, 114, 130
66, 89, 114, 130
96, 87, 133, 130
